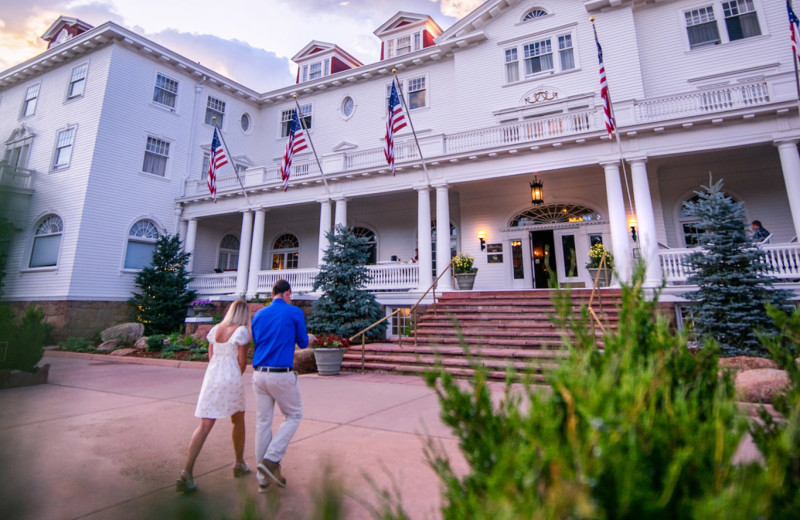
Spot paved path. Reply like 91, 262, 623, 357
0, 354, 475, 520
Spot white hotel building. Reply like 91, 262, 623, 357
1, 0, 799, 340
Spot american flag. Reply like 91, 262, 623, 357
384, 79, 407, 176
593, 25, 615, 136
207, 127, 228, 202
280, 109, 307, 191
789, 1, 800, 66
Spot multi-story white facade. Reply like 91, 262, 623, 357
2, 1, 799, 339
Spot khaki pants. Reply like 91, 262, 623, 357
253, 371, 303, 463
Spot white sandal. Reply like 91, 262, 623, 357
232, 462, 251, 478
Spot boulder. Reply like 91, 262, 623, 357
100, 323, 144, 344
735, 369, 790, 403
96, 339, 122, 352
109, 348, 136, 357
719, 356, 779, 374
133, 337, 148, 350
294, 347, 317, 374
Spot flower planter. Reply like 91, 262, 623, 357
587, 268, 613, 288
454, 272, 477, 290
313, 348, 347, 376
0, 364, 50, 389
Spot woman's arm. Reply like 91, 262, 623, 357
208, 343, 214, 361
237, 344, 247, 374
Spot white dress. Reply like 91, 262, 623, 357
195, 325, 250, 419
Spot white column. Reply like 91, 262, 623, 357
775, 140, 800, 240
235, 210, 253, 297
334, 198, 348, 231
629, 157, 662, 286
417, 187, 433, 290
435, 184, 453, 290
246, 209, 266, 298
184, 219, 198, 273
318, 199, 332, 266
602, 161, 631, 284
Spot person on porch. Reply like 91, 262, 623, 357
752, 220, 770, 242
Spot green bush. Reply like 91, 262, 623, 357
0, 305, 51, 372
146, 334, 168, 352
60, 337, 95, 352
158, 351, 176, 359
421, 268, 759, 519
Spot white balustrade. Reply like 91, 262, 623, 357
188, 272, 239, 295
0, 163, 34, 190
635, 80, 769, 122
189, 264, 421, 297
659, 243, 800, 283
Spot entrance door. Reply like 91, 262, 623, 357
554, 229, 581, 286
529, 230, 555, 288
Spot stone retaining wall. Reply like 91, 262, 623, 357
6, 300, 135, 342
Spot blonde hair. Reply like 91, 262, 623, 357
220, 299, 250, 328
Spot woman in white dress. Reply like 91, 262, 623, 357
176, 299, 252, 493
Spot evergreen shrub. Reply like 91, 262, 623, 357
0, 306, 50, 372
60, 337, 95, 352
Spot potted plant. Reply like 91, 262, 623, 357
310, 333, 350, 376
586, 243, 614, 287
452, 253, 478, 290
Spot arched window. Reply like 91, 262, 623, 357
352, 227, 377, 265
30, 214, 63, 267
218, 234, 239, 271
509, 204, 603, 226
272, 233, 299, 270
431, 221, 457, 275
523, 8, 548, 21
678, 193, 739, 247
124, 219, 159, 269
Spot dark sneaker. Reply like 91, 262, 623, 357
258, 459, 286, 488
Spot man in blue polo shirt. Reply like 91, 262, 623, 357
252, 279, 309, 492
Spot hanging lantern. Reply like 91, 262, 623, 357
530, 176, 544, 205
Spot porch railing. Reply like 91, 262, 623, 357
659, 243, 800, 283
0, 162, 35, 190
188, 263, 421, 296
634, 80, 769, 122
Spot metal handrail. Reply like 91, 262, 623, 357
587, 252, 610, 337
349, 258, 456, 372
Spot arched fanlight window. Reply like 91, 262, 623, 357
124, 219, 159, 269
509, 204, 603, 227
30, 214, 63, 267
431, 220, 458, 276
352, 227, 377, 265
218, 234, 240, 270
272, 233, 299, 270
523, 8, 548, 21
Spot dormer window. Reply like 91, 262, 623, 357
301, 58, 331, 82
386, 31, 424, 59
523, 9, 548, 21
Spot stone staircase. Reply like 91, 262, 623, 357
343, 289, 623, 380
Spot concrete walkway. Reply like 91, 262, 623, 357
0, 353, 476, 520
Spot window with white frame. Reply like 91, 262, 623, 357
67, 64, 88, 99
30, 214, 63, 268
684, 1, 761, 50
142, 136, 170, 176
4, 127, 34, 170
21, 84, 40, 118
205, 96, 225, 127
386, 77, 427, 110
280, 104, 312, 137
301, 58, 331, 83
504, 30, 576, 83
153, 73, 178, 108
52, 127, 75, 170
523, 8, 548, 21
218, 234, 240, 270
271, 234, 299, 269
124, 219, 159, 269
201, 152, 210, 179
385, 30, 424, 59
388, 307, 413, 338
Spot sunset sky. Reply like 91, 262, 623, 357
0, 0, 484, 91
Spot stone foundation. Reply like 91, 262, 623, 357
6, 300, 135, 342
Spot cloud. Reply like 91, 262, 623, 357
440, 0, 485, 19
146, 29, 293, 92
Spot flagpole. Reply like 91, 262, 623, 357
292, 95, 331, 197
392, 69, 430, 185
211, 117, 252, 207
591, 18, 636, 226
791, 1, 800, 115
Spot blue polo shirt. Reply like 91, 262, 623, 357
251, 299, 309, 369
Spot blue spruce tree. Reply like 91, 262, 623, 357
682, 179, 789, 356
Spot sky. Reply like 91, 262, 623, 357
0, 0, 485, 92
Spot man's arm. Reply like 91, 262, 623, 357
294, 309, 309, 349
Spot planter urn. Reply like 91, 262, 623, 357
454, 272, 477, 290
587, 268, 613, 288
313, 348, 347, 376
